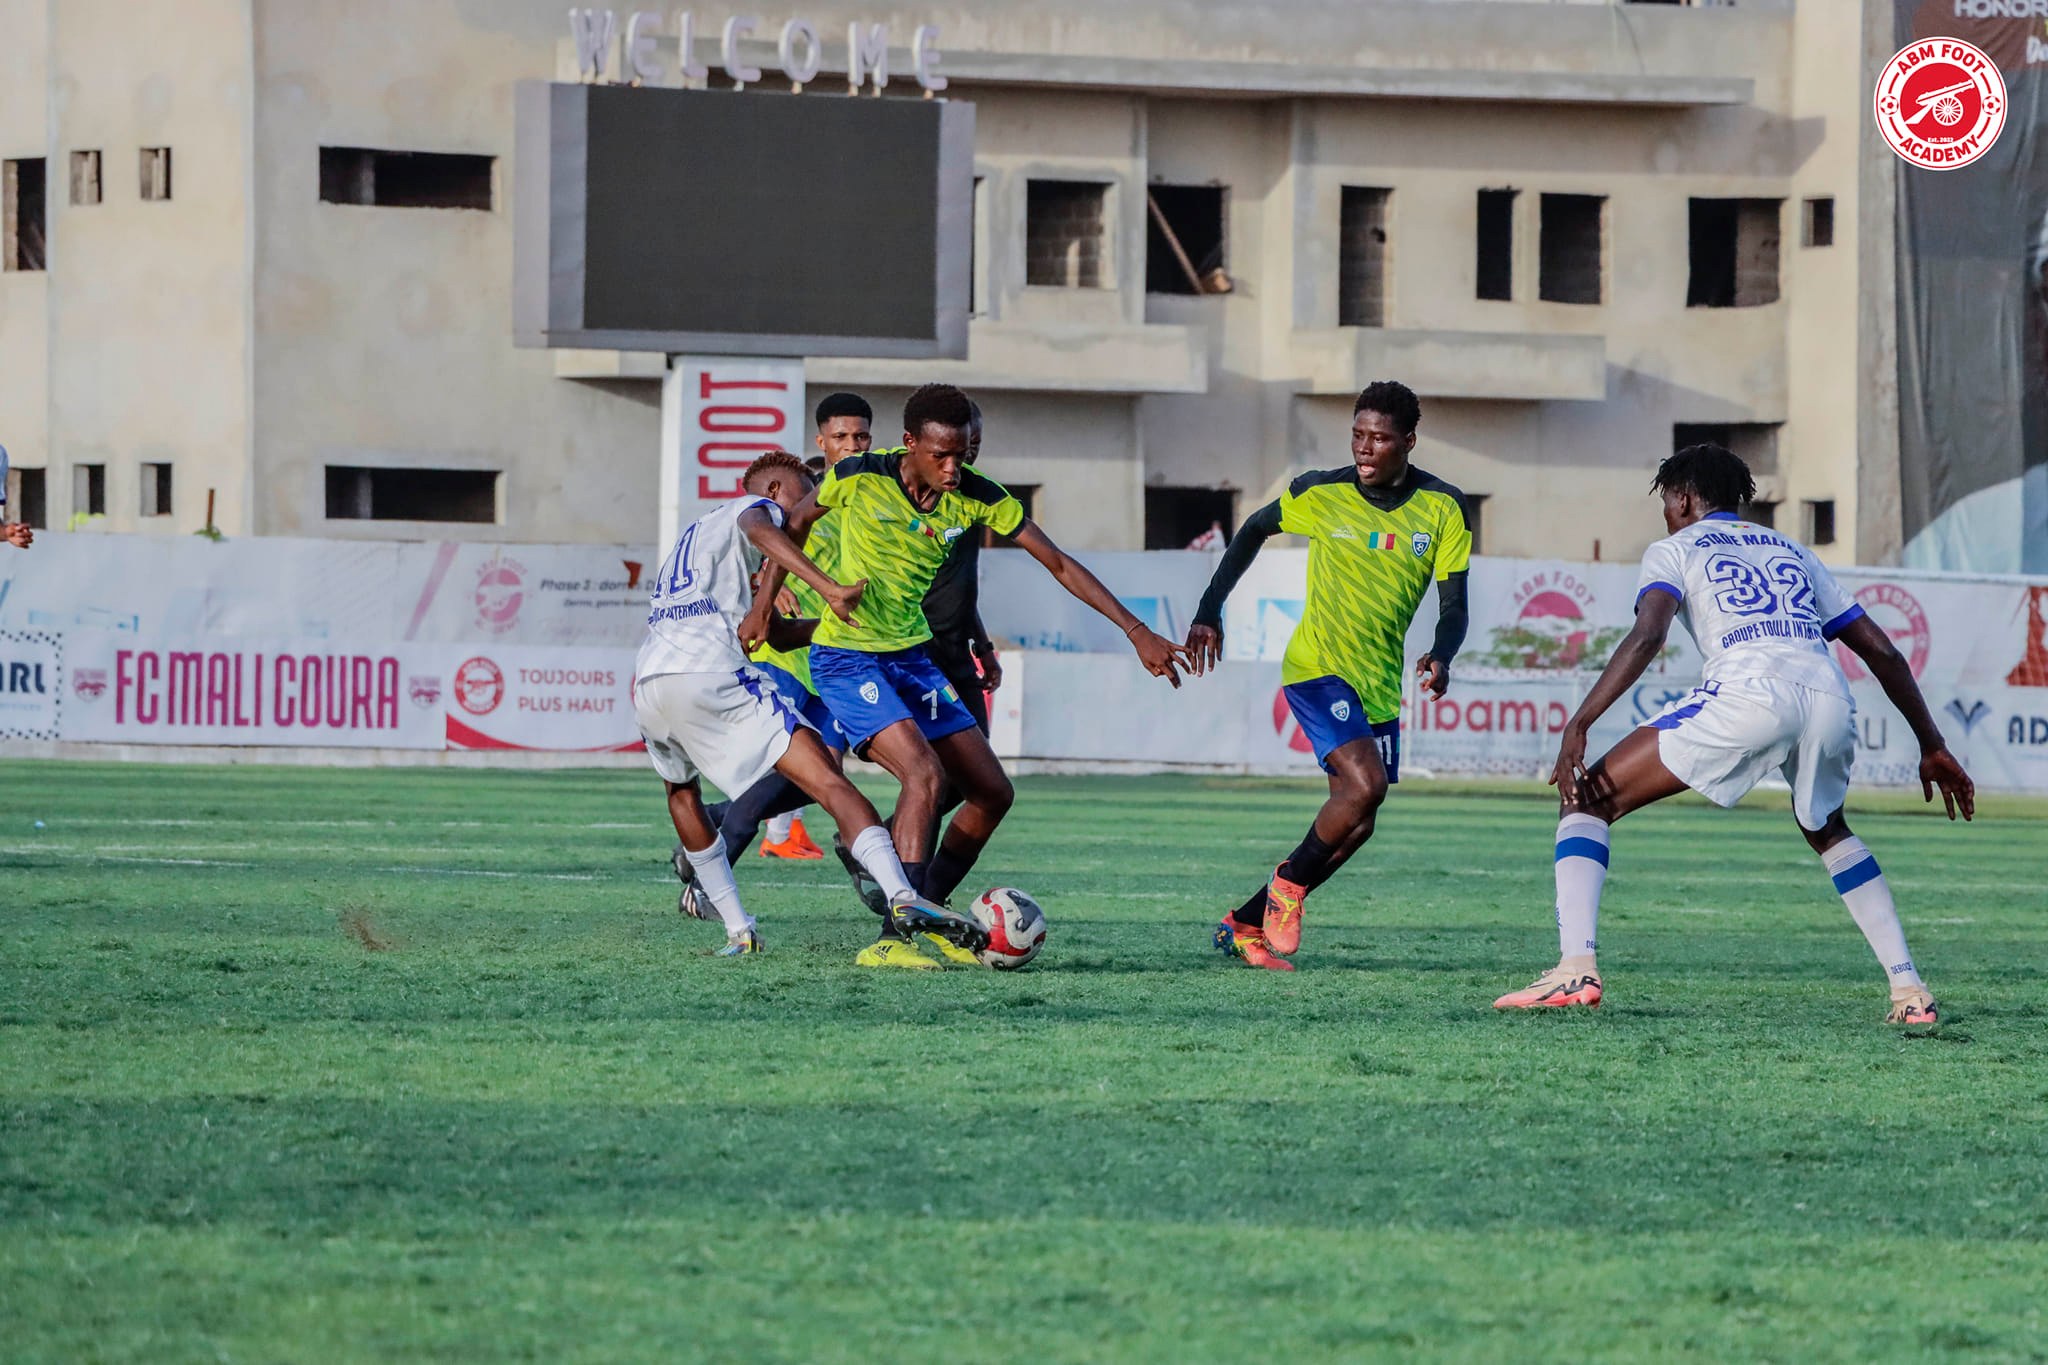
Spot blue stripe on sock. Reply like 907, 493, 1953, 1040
1555, 836, 1610, 867
1831, 856, 1882, 895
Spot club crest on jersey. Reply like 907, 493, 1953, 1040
1411, 532, 1432, 558
1331, 699, 1352, 721
905, 515, 964, 542
859, 681, 881, 705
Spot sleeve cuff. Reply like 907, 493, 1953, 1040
1636, 581, 1682, 606
1821, 602, 1866, 640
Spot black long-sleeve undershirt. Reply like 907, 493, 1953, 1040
1192, 497, 1471, 664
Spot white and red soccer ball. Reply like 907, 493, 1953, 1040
969, 887, 1047, 970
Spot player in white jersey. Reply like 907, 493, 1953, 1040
1494, 444, 1974, 1023
635, 451, 983, 962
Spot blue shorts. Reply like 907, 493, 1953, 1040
1282, 675, 1401, 781
751, 661, 847, 750
810, 644, 978, 753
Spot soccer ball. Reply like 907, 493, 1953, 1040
969, 887, 1047, 970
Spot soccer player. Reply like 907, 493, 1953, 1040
922, 399, 1002, 733
748, 382, 1189, 967
830, 399, 1004, 915
635, 451, 972, 958
674, 397, 874, 882
1186, 380, 1472, 971
1494, 444, 1974, 1022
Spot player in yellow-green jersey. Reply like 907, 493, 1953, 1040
747, 384, 1190, 950
1187, 381, 1473, 970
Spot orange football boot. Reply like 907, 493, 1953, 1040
1213, 913, 1295, 972
760, 817, 826, 860
1260, 869, 1310, 956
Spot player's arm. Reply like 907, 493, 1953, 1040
1414, 493, 1475, 700
737, 502, 861, 652
1834, 614, 1974, 820
1009, 519, 1190, 688
743, 490, 837, 644
1412, 572, 1468, 701
1186, 499, 1282, 673
970, 605, 1002, 691
764, 614, 819, 653
1551, 588, 1681, 801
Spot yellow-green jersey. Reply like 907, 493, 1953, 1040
811, 449, 1025, 654
1194, 465, 1472, 722
746, 512, 840, 692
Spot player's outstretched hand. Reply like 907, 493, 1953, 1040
1414, 653, 1450, 699
3, 523, 31, 549
1920, 747, 1975, 821
774, 586, 801, 616
1550, 726, 1590, 804
976, 647, 1003, 693
1131, 626, 1190, 689
820, 577, 866, 627
1184, 623, 1222, 676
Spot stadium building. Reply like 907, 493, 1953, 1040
1, 0, 1900, 565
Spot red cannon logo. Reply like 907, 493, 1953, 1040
1875, 38, 2006, 170
1837, 583, 1930, 682
453, 657, 505, 716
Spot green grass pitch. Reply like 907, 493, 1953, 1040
2, 760, 2045, 1361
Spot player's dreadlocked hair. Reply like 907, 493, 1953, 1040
1354, 379, 1421, 435
815, 392, 872, 429
903, 382, 974, 436
1653, 444, 1756, 513
743, 450, 811, 491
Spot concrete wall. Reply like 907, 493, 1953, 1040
248, 0, 658, 544
0, 0, 49, 494
38, 0, 252, 536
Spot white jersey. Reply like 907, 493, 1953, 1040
635, 496, 781, 682
1636, 512, 1863, 699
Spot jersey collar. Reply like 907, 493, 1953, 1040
1701, 510, 1742, 522
1353, 465, 1422, 514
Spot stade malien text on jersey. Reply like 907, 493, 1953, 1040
1691, 528, 1829, 651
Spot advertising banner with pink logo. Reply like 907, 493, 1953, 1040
440, 646, 641, 753
6, 527, 2048, 784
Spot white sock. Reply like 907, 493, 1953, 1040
765, 809, 799, 844
1554, 812, 1609, 963
1822, 837, 1923, 990
684, 836, 754, 935
850, 824, 914, 903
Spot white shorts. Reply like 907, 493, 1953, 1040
1647, 677, 1855, 831
633, 668, 813, 797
